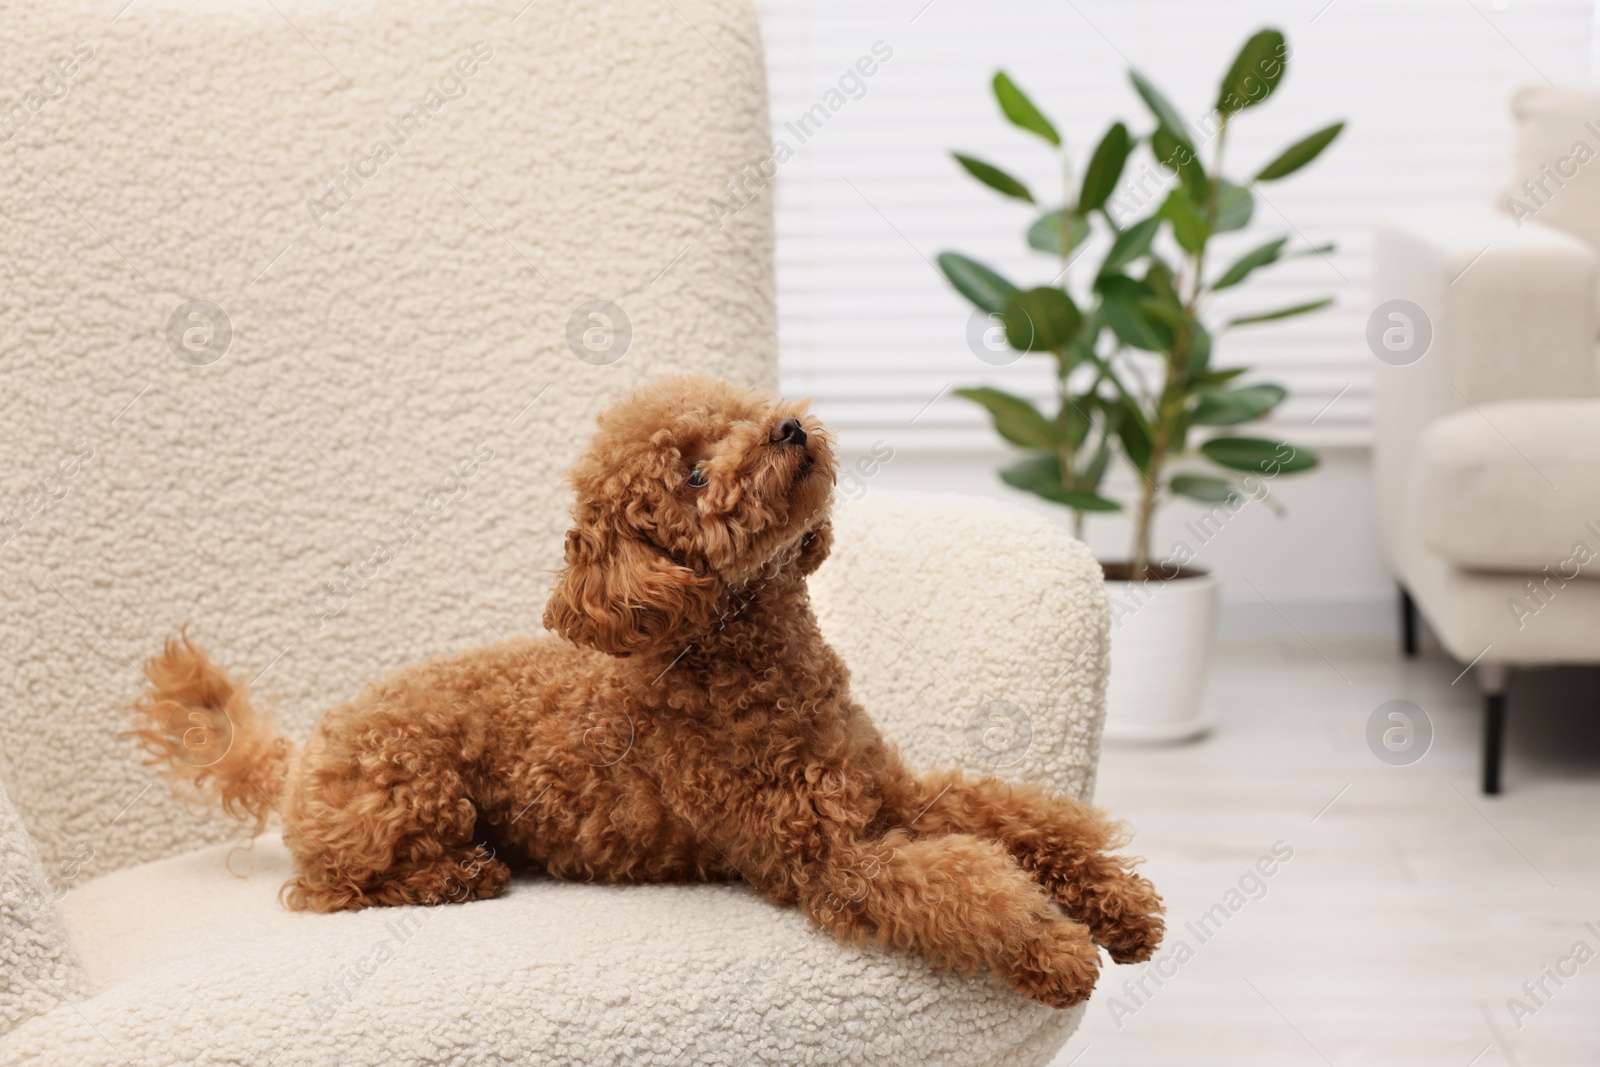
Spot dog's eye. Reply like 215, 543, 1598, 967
686, 463, 708, 489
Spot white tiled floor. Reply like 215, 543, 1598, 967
1053, 639, 1600, 1067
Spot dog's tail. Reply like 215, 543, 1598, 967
123, 629, 294, 836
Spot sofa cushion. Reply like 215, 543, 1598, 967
0, 838, 1078, 1067
1507, 86, 1600, 255
1420, 400, 1600, 573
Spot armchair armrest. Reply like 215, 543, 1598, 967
1374, 210, 1600, 562
812, 489, 1109, 802
0, 778, 89, 1038
1375, 209, 1599, 404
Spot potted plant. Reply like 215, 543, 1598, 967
937, 29, 1343, 741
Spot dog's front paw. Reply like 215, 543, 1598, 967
1049, 870, 1164, 966
1101, 906, 1165, 964
1006, 918, 1102, 1009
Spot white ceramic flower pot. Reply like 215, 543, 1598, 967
1100, 566, 1218, 743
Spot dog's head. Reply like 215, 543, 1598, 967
543, 377, 836, 657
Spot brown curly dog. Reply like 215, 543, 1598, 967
126, 375, 1163, 1008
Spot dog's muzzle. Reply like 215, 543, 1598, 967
770, 417, 807, 447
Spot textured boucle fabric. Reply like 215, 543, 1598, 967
0, 780, 89, 1039
0, 0, 775, 879
814, 491, 1108, 803
12, 836, 1082, 1067
3, 491, 1106, 1066
0, 0, 1107, 1061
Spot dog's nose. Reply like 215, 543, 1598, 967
770, 417, 807, 447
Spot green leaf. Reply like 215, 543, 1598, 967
953, 153, 1034, 201
1191, 384, 1287, 426
1200, 436, 1318, 474
1080, 122, 1132, 212
1083, 434, 1114, 485
1130, 260, 1186, 352
1103, 300, 1165, 353
1100, 216, 1161, 275
954, 387, 1061, 450
1098, 274, 1167, 351
1059, 315, 1100, 382
1056, 489, 1122, 512
1255, 122, 1345, 181
993, 71, 1061, 146
1169, 474, 1240, 505
1228, 298, 1334, 327
1145, 260, 1179, 306
1214, 180, 1253, 232
1211, 236, 1288, 290
1001, 454, 1122, 511
1151, 126, 1208, 202
937, 252, 1016, 313
1159, 189, 1211, 255
1129, 69, 1193, 152
1115, 395, 1155, 472
1185, 317, 1213, 375
1027, 210, 1092, 256
1059, 393, 1095, 450
1002, 287, 1082, 352
1217, 28, 1287, 115
1194, 367, 1249, 386
1136, 294, 1188, 334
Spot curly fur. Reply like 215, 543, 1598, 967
123, 376, 1163, 1008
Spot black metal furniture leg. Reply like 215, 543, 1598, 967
1482, 690, 1506, 795
1399, 586, 1418, 659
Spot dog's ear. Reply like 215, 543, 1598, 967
543, 526, 720, 657
795, 519, 833, 576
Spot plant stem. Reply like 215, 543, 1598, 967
1130, 479, 1157, 579
1129, 121, 1229, 583
1128, 380, 1174, 582
1187, 120, 1228, 309
1059, 146, 1083, 538
1057, 432, 1076, 497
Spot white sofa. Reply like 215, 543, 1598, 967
0, 1, 1110, 1063
1376, 85, 1600, 794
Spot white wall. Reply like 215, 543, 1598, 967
829, 434, 1392, 641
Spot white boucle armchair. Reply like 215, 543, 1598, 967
1375, 85, 1600, 794
0, 1, 1109, 1064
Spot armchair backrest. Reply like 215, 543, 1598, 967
1373, 211, 1598, 568
1506, 85, 1600, 254
0, 0, 774, 878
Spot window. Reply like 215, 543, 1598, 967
758, 0, 1594, 448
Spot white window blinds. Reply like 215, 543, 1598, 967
756, 0, 1595, 448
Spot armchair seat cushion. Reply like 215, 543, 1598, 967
1420, 400, 1600, 572
0, 489, 1105, 1065
1, 838, 1075, 1067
